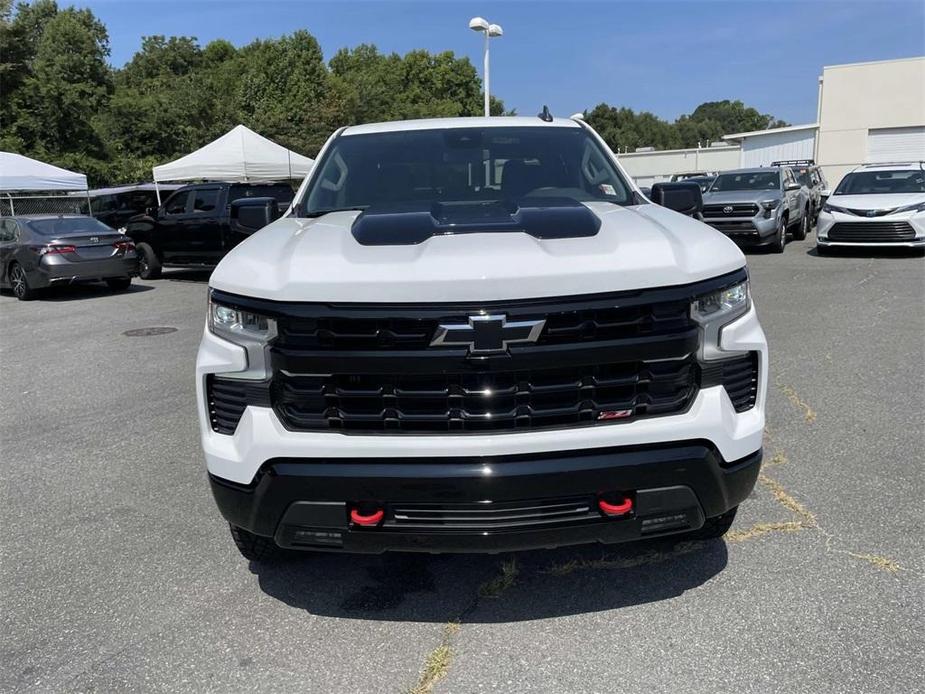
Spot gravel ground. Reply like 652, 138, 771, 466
1, 236, 922, 693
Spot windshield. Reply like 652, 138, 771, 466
834, 170, 925, 195
23, 217, 114, 236
710, 171, 781, 192
300, 126, 633, 216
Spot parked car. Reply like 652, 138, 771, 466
125, 182, 294, 279
816, 161, 925, 254
670, 171, 712, 182
0, 214, 136, 300
773, 160, 827, 222
701, 167, 811, 252
684, 175, 716, 193
196, 115, 767, 562
83, 183, 182, 229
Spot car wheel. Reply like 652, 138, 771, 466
229, 524, 278, 562
136, 243, 161, 280
792, 210, 808, 241
106, 277, 132, 291
684, 506, 738, 541
9, 263, 35, 301
770, 217, 787, 254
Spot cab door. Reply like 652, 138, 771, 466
158, 190, 192, 261
183, 186, 225, 263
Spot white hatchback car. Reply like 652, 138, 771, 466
817, 162, 925, 253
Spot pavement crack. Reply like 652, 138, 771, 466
778, 382, 817, 423
477, 558, 519, 598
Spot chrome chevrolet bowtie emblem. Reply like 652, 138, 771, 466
430, 314, 546, 354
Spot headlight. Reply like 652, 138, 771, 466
691, 280, 750, 360
822, 203, 849, 214
760, 199, 781, 211
891, 200, 925, 214
208, 291, 276, 378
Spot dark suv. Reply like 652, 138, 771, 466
125, 182, 293, 279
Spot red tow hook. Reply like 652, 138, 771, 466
598, 495, 633, 517
350, 506, 385, 527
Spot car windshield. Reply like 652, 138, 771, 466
300, 126, 633, 216
834, 170, 925, 195
710, 172, 781, 192
23, 217, 114, 236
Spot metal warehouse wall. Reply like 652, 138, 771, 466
740, 130, 816, 168
617, 146, 741, 186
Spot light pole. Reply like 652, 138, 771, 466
469, 16, 503, 117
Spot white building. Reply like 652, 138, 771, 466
618, 56, 925, 188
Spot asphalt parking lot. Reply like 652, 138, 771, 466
1, 236, 922, 693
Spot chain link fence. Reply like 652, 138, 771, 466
0, 194, 89, 217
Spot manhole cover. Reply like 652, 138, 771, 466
123, 327, 178, 337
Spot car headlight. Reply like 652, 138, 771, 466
891, 201, 925, 214
691, 280, 750, 361
822, 203, 849, 214
208, 291, 276, 378
760, 199, 781, 211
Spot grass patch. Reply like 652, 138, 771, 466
758, 474, 817, 526
725, 521, 805, 543
847, 552, 901, 573
408, 622, 460, 694
478, 558, 518, 598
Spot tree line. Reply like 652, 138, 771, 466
1, 0, 788, 187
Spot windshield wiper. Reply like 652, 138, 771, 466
303, 206, 368, 218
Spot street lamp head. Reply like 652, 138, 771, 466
487, 24, 503, 37
469, 16, 490, 32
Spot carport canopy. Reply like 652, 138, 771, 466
151, 125, 314, 186
0, 151, 88, 191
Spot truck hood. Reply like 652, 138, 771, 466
703, 190, 782, 204
210, 201, 746, 303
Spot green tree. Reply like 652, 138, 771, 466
688, 100, 788, 135
10, 5, 111, 157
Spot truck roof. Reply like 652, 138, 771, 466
341, 116, 581, 137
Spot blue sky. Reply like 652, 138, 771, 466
77, 0, 924, 125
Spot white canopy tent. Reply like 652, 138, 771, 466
151, 125, 314, 203
1, 152, 89, 216
0, 152, 88, 192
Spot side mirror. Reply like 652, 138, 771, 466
649, 181, 703, 216
785, 182, 801, 191
230, 197, 282, 234
819, 189, 831, 204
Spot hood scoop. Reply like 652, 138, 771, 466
351, 197, 602, 246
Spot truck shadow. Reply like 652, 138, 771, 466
251, 536, 727, 623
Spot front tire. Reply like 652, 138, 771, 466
792, 210, 809, 241
686, 506, 738, 540
136, 243, 162, 280
9, 263, 35, 301
106, 277, 132, 291
229, 524, 278, 562
770, 217, 787, 254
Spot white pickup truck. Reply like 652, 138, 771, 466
195, 115, 768, 561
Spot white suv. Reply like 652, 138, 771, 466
195, 116, 768, 561
817, 162, 925, 253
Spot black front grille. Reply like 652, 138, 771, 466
706, 220, 758, 234
273, 357, 697, 433
701, 353, 759, 412
828, 222, 916, 242
385, 496, 599, 530
703, 203, 759, 217
276, 300, 691, 351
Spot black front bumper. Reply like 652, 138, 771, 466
210, 442, 761, 554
